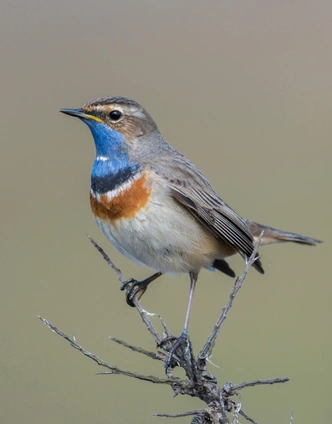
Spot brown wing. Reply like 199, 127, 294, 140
150, 154, 264, 274
170, 186, 264, 274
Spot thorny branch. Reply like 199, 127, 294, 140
39, 233, 290, 424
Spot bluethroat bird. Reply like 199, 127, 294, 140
60, 97, 321, 358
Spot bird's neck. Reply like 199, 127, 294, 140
87, 123, 139, 194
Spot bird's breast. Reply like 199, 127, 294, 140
89, 170, 232, 274
90, 170, 152, 222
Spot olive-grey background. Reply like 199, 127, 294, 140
1, 1, 331, 423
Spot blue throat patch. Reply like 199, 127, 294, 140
84, 120, 139, 194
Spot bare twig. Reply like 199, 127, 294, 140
109, 336, 162, 361
88, 235, 163, 345
290, 411, 294, 424
87, 234, 126, 284
38, 316, 177, 385
158, 314, 173, 338
231, 399, 241, 424
87, 237, 187, 369
231, 377, 289, 392
132, 297, 163, 345
153, 410, 204, 418
238, 409, 258, 424
199, 232, 264, 360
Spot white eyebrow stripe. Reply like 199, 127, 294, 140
96, 156, 109, 161
128, 107, 145, 119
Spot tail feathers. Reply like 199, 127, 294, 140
213, 220, 320, 279
243, 218, 322, 246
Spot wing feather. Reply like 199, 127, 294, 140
171, 186, 264, 273
150, 154, 263, 273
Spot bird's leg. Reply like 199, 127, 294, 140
184, 272, 197, 332
164, 272, 198, 370
120, 272, 162, 307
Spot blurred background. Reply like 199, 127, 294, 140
1, 0, 331, 423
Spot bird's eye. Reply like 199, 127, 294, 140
109, 110, 122, 121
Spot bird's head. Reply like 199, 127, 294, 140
60, 96, 159, 157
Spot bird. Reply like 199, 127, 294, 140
60, 96, 321, 363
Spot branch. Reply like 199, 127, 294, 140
109, 336, 162, 361
38, 316, 177, 385
88, 234, 163, 345
87, 234, 126, 284
39, 231, 291, 424
230, 377, 290, 392
153, 410, 204, 418
238, 409, 258, 424
198, 232, 264, 360
231, 399, 241, 424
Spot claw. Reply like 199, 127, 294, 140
120, 272, 162, 307
163, 329, 189, 370
120, 278, 135, 291
120, 278, 148, 307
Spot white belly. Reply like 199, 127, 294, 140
94, 192, 222, 274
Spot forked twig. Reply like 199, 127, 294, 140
38, 316, 177, 385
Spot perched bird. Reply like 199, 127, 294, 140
60, 97, 320, 357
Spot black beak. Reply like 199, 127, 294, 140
59, 108, 85, 118
59, 108, 102, 123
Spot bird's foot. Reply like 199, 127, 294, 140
120, 272, 162, 307
120, 278, 149, 307
159, 329, 189, 371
